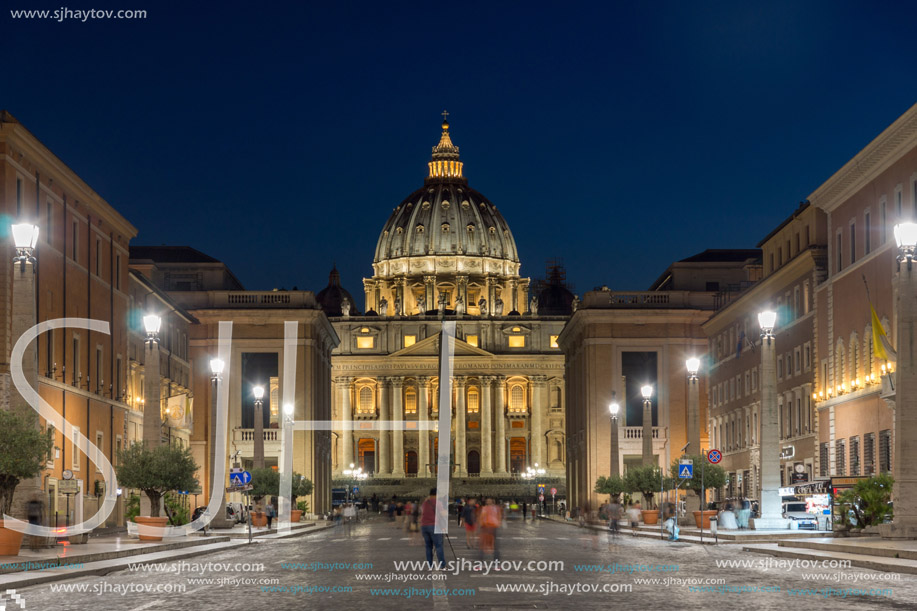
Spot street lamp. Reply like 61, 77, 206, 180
11, 223, 39, 272
754, 309, 787, 529
343, 464, 366, 505
253, 385, 265, 469
882, 224, 917, 538
609, 401, 621, 477
686, 357, 700, 457
142, 314, 162, 447
641, 384, 654, 466
208, 357, 231, 528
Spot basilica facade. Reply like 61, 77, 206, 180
321, 119, 572, 488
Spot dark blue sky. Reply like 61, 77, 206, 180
4, 1, 917, 297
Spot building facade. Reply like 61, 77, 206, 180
324, 120, 570, 499
703, 203, 827, 502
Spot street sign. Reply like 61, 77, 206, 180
62, 469, 73, 480
707, 449, 722, 464
352, 486, 359, 495
226, 484, 253, 493
550, 487, 557, 496
59, 479, 79, 494
537, 485, 545, 495
230, 466, 243, 475
678, 464, 694, 479
229, 470, 252, 486
538, 494, 545, 502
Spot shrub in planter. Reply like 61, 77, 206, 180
290, 474, 313, 522
116, 442, 198, 521
837, 473, 894, 529
0, 410, 54, 555
623, 465, 664, 510
594, 475, 626, 501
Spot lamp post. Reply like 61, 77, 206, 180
342, 463, 366, 505
208, 358, 232, 528
641, 384, 654, 466
753, 309, 788, 529
882, 223, 917, 538
609, 401, 621, 478
10, 223, 41, 516
686, 357, 701, 456
142, 314, 162, 447
252, 385, 265, 470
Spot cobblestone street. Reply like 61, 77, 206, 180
14, 517, 916, 610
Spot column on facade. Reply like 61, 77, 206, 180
339, 377, 354, 470
378, 377, 391, 475
494, 376, 507, 474
418, 376, 430, 477
531, 376, 547, 466
509, 280, 518, 313
456, 275, 468, 312
484, 276, 494, 316
363, 279, 375, 314
423, 275, 435, 313
391, 377, 405, 477
455, 377, 467, 476
480, 376, 494, 474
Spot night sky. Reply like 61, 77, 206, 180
4, 1, 917, 298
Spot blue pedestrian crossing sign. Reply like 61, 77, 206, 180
678, 462, 693, 479
229, 470, 252, 486
537, 485, 545, 495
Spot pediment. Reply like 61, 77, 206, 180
390, 333, 493, 357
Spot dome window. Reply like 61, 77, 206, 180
396, 227, 403, 234
422, 201, 431, 210
442, 223, 450, 233
462, 200, 470, 209
416, 225, 425, 234
466, 224, 475, 233
442, 200, 450, 209
489, 227, 496, 235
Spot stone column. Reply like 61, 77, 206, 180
391, 377, 405, 477
642, 396, 654, 466
687, 373, 700, 456
531, 376, 547, 467
509, 280, 518, 313
418, 376, 430, 477
610, 413, 621, 477
253, 394, 265, 470
882, 254, 917, 538
363, 279, 375, 313
753, 326, 788, 529
494, 376, 507, 474
209, 374, 233, 528
423, 275, 435, 314
339, 377, 353, 470
378, 377, 391, 475
455, 377, 466, 476
481, 377, 494, 474
143, 339, 162, 447
484, 277, 494, 316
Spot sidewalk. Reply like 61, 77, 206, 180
0, 520, 334, 589
743, 536, 917, 575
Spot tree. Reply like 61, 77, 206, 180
624, 465, 664, 509
250, 467, 280, 503
0, 410, 54, 516
290, 474, 313, 507
838, 473, 894, 529
668, 454, 727, 498
594, 475, 626, 500
116, 442, 198, 519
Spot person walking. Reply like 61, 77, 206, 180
479, 497, 503, 562
420, 488, 446, 569
462, 498, 477, 548
607, 498, 623, 537
27, 495, 43, 550
265, 500, 276, 529
626, 502, 642, 536
343, 502, 356, 535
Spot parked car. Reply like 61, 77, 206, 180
226, 502, 248, 524
783, 501, 817, 529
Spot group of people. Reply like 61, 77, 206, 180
718, 498, 754, 529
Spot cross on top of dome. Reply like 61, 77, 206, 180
429, 111, 463, 181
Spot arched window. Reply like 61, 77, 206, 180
467, 387, 480, 414
358, 386, 373, 414
405, 388, 417, 414
509, 384, 526, 413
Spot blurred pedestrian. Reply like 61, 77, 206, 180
27, 494, 43, 550
479, 497, 503, 562
420, 488, 446, 569
462, 498, 477, 548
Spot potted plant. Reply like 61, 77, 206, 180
668, 454, 726, 528
624, 465, 663, 524
594, 475, 626, 502
837, 473, 894, 533
250, 467, 279, 527
0, 410, 54, 555
290, 474, 313, 523
116, 442, 198, 541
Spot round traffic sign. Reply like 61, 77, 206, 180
538, 494, 545, 502
707, 449, 722, 464
550, 487, 557, 496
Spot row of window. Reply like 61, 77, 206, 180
820, 323, 887, 398
711, 390, 814, 451
353, 382, 531, 415
834, 182, 914, 275
820, 430, 891, 477
766, 223, 814, 275
354, 330, 559, 350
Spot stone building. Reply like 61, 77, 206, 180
323, 119, 570, 499
0, 110, 137, 524
703, 203, 827, 502
130, 247, 339, 515
558, 250, 760, 512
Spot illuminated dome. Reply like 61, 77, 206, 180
373, 119, 520, 269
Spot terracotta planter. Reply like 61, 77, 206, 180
641, 510, 659, 525
0, 520, 24, 556
693, 510, 718, 529
290, 509, 303, 523
252, 512, 267, 527
133, 516, 169, 541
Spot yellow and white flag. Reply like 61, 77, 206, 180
871, 304, 897, 363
